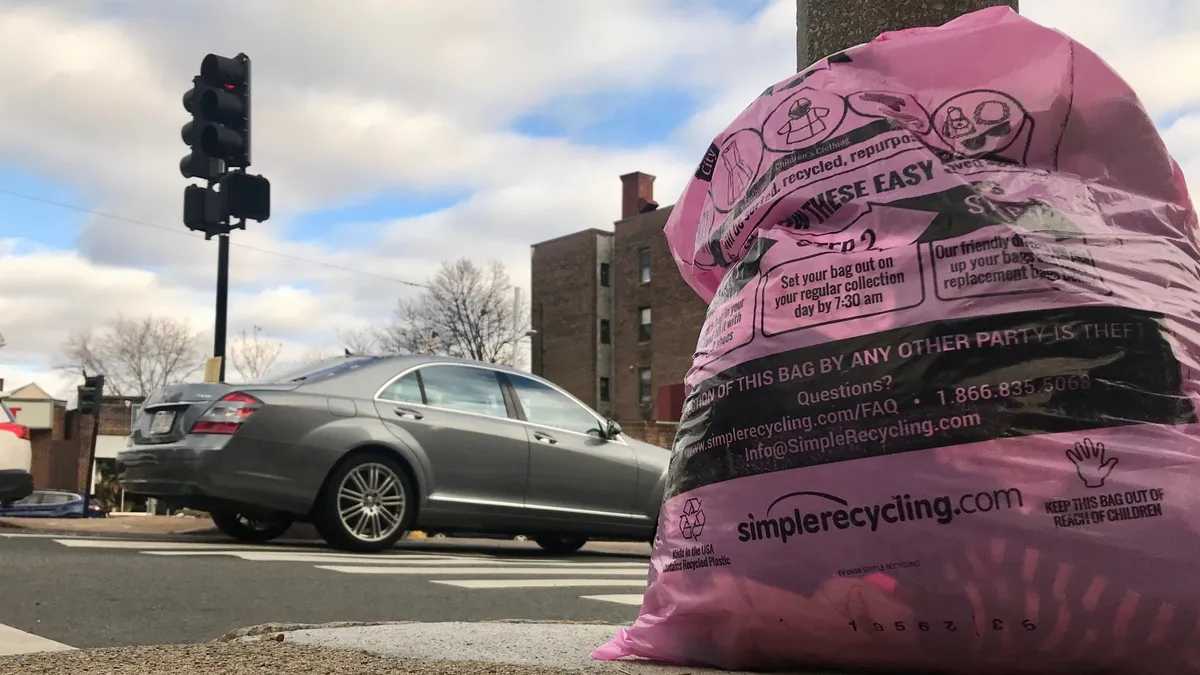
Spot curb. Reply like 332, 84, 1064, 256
0, 519, 217, 537
218, 619, 624, 643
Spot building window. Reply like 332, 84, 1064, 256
638, 307, 651, 341
599, 377, 611, 402
638, 248, 651, 284
638, 368, 652, 404
599, 263, 610, 287
600, 319, 611, 345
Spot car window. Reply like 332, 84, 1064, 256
418, 365, 508, 419
0, 403, 13, 423
378, 371, 424, 404
508, 374, 602, 436
42, 493, 75, 505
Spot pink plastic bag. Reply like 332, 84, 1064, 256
594, 7, 1200, 674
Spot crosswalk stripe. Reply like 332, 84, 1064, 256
433, 579, 647, 589
40, 537, 650, 608
581, 594, 646, 606
317, 565, 648, 575
0, 623, 74, 656
138, 550, 647, 567
141, 551, 470, 563
52, 539, 308, 551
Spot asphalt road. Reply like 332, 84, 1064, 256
0, 532, 649, 651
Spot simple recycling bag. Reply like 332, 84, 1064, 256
593, 6, 1200, 674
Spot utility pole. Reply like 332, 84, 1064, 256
180, 52, 272, 382
796, 0, 1018, 71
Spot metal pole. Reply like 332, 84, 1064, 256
214, 233, 230, 382
796, 0, 1017, 71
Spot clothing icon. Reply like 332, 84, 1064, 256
720, 142, 754, 205
778, 98, 832, 145
942, 106, 976, 139
933, 91, 1027, 160
709, 128, 764, 212
974, 99, 1011, 125
850, 91, 932, 134
960, 100, 1014, 151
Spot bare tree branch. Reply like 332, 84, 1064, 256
60, 315, 204, 397
336, 327, 380, 356
229, 326, 284, 382
377, 258, 528, 365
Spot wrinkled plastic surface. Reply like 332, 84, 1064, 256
594, 7, 1200, 674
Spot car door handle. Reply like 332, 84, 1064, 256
534, 431, 558, 445
393, 407, 424, 420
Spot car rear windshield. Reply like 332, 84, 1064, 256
269, 355, 381, 383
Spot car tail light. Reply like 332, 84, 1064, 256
0, 422, 30, 441
190, 392, 262, 435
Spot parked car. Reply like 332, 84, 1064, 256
0, 400, 33, 504
0, 490, 108, 518
117, 355, 670, 553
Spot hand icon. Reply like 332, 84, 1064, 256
1066, 438, 1118, 488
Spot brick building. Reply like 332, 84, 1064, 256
530, 172, 708, 446
0, 380, 141, 494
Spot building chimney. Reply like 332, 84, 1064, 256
620, 172, 658, 219
0, 378, 5, 392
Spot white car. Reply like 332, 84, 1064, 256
0, 401, 33, 504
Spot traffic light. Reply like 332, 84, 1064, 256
180, 51, 270, 238
183, 184, 229, 239
77, 374, 105, 416
180, 53, 252, 180
220, 172, 271, 222
183, 175, 271, 240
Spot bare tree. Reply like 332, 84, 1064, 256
229, 325, 284, 382
378, 258, 528, 365
0, 333, 6, 350
61, 315, 204, 397
336, 327, 379, 356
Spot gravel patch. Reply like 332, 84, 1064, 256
0, 642, 585, 675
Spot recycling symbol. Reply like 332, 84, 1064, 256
679, 498, 705, 540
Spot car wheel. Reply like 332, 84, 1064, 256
534, 535, 588, 555
315, 453, 414, 553
210, 511, 293, 543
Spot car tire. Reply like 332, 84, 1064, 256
534, 535, 588, 555
210, 511, 293, 543
315, 452, 415, 553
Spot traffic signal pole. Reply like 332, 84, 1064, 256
77, 374, 104, 505
214, 233, 230, 382
179, 53, 270, 383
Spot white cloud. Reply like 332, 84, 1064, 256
0, 0, 1197, 398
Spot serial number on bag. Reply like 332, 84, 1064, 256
848, 618, 1038, 633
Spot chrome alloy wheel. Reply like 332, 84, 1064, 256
336, 462, 406, 542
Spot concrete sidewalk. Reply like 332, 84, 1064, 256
0, 621, 842, 675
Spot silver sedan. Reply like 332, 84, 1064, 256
117, 355, 670, 553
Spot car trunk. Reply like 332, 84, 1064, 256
131, 382, 298, 444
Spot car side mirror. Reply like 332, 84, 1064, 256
605, 420, 622, 439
